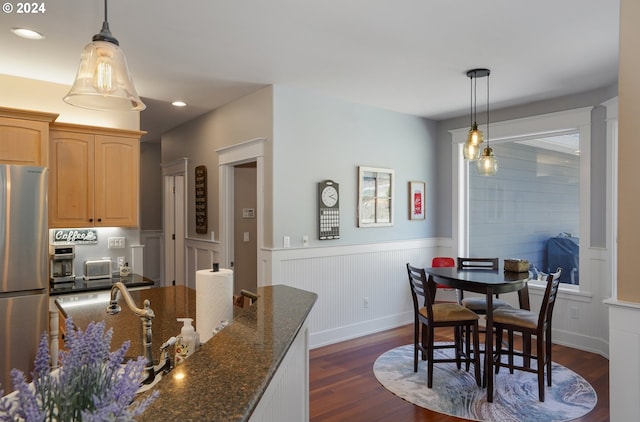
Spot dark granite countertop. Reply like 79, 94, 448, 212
55, 285, 195, 363
50, 273, 154, 296
56, 284, 317, 421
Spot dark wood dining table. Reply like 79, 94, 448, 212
425, 266, 530, 403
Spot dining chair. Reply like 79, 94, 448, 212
406, 263, 481, 388
493, 268, 562, 402
456, 257, 510, 374
431, 256, 456, 303
457, 257, 510, 310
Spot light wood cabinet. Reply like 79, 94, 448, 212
0, 107, 58, 166
49, 123, 142, 228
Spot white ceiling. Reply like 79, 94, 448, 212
0, 1, 620, 142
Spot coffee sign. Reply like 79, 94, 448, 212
52, 229, 98, 244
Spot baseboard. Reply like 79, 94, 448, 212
308, 315, 609, 359
309, 312, 413, 349
552, 328, 609, 359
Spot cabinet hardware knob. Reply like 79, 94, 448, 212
89, 218, 93, 222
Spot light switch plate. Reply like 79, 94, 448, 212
108, 237, 125, 249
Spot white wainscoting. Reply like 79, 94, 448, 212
440, 243, 610, 357
267, 238, 444, 349
249, 323, 310, 422
141, 233, 223, 289
148, 233, 610, 356
185, 237, 222, 290
140, 230, 163, 284
266, 238, 610, 354
606, 299, 640, 421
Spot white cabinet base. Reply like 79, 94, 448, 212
250, 322, 310, 422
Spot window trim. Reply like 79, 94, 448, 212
449, 107, 593, 294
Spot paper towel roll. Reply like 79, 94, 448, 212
196, 268, 233, 343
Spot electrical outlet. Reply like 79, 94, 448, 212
283, 236, 290, 248
363, 297, 369, 308
302, 235, 309, 247
117, 257, 125, 268
570, 306, 579, 319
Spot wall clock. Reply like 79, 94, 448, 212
318, 180, 340, 240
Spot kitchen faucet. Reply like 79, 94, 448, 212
106, 282, 157, 384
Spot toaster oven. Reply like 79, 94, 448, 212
83, 259, 112, 280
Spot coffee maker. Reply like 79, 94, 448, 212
49, 244, 75, 283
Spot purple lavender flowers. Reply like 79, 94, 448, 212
0, 318, 158, 421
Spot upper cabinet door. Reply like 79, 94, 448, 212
0, 117, 50, 166
48, 123, 141, 229
94, 135, 139, 227
48, 130, 95, 228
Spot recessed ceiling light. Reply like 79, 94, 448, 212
11, 27, 45, 40
171, 101, 187, 107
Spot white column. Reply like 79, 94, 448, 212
606, 299, 640, 421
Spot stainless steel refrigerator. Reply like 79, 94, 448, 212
0, 165, 49, 393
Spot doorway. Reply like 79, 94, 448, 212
217, 138, 266, 287
233, 162, 257, 294
162, 158, 187, 287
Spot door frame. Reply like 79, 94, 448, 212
217, 138, 266, 286
161, 158, 188, 287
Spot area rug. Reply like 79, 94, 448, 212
373, 344, 597, 422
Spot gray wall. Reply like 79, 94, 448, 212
161, 86, 274, 240
436, 83, 618, 246
140, 142, 162, 230
151, 82, 617, 250
272, 85, 438, 248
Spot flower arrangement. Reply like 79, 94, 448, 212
0, 317, 158, 421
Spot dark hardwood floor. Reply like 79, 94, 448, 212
309, 324, 609, 421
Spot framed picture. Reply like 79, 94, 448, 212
195, 165, 207, 234
358, 166, 394, 227
409, 181, 425, 220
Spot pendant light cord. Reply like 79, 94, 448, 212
469, 73, 473, 127
486, 73, 490, 145
473, 73, 477, 125
104, 0, 108, 23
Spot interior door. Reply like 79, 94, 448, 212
163, 176, 175, 286
163, 174, 185, 287
174, 175, 185, 286
233, 163, 257, 294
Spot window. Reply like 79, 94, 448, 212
450, 107, 594, 293
358, 166, 394, 227
468, 135, 580, 284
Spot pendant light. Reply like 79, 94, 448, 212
476, 69, 498, 175
463, 69, 489, 160
63, 0, 145, 111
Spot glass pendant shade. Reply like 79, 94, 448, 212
64, 40, 145, 111
466, 123, 484, 146
463, 140, 482, 160
476, 146, 498, 175
463, 122, 483, 160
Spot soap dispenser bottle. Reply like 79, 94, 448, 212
119, 262, 131, 277
175, 318, 196, 365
